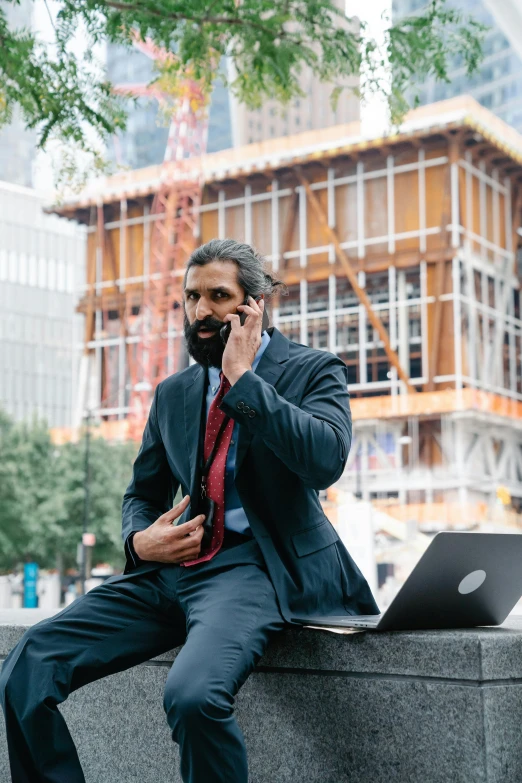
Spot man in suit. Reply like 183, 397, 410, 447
0, 238, 379, 782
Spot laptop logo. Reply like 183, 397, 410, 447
458, 569, 486, 595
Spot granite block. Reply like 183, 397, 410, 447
255, 616, 522, 681
2, 612, 522, 782
237, 674, 486, 783
0, 663, 182, 783
61, 665, 181, 783
477, 617, 522, 680
1, 658, 489, 783
483, 684, 522, 783
252, 625, 484, 680
3, 611, 522, 681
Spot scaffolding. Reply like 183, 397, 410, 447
48, 95, 522, 527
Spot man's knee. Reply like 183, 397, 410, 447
163, 675, 231, 726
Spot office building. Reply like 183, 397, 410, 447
0, 180, 86, 428
392, 0, 522, 132
0, 0, 37, 187
231, 0, 360, 146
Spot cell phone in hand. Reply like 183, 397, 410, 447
220, 294, 269, 346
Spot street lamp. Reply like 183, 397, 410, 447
81, 407, 94, 596
398, 435, 413, 505
354, 445, 362, 500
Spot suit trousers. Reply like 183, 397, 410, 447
0, 532, 288, 783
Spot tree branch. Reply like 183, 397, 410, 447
104, 1, 284, 38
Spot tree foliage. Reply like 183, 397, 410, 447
0, 0, 487, 192
0, 407, 138, 574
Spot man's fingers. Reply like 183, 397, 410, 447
236, 302, 260, 318
224, 312, 241, 330
174, 515, 206, 536
175, 494, 191, 510
175, 533, 204, 556
161, 495, 191, 523
172, 527, 205, 560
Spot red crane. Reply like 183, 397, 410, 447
112, 32, 210, 440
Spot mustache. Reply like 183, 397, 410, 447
191, 319, 224, 333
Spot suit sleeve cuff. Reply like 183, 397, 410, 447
219, 370, 264, 429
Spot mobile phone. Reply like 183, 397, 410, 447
220, 295, 269, 346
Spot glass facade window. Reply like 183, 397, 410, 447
0, 182, 86, 429
393, 0, 522, 134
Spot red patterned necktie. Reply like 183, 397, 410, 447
181, 370, 235, 566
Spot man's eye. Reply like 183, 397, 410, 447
186, 293, 227, 300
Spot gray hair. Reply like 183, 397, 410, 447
183, 238, 287, 301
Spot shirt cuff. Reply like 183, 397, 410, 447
125, 531, 143, 569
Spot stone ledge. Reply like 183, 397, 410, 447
2, 609, 522, 679
2, 610, 522, 782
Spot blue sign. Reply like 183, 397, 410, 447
23, 562, 39, 608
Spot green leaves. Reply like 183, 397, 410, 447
386, 0, 487, 124
0, 406, 138, 574
0, 0, 486, 192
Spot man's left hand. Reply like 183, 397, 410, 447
222, 296, 265, 386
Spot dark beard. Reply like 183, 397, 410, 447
183, 311, 226, 368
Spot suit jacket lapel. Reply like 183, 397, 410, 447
183, 363, 207, 494
183, 326, 289, 485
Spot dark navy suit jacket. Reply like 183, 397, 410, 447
121, 325, 379, 625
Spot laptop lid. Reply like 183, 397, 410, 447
376, 531, 522, 631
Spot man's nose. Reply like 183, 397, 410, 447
195, 299, 213, 321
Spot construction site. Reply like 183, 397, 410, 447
47, 94, 522, 601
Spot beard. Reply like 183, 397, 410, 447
183, 311, 226, 368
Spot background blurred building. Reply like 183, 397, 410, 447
392, 0, 522, 132
106, 47, 233, 169
231, 0, 360, 146
0, 0, 38, 187
0, 181, 86, 428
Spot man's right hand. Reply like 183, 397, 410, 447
132, 495, 205, 564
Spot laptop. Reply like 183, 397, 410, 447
297, 531, 522, 631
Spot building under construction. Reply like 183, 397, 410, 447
49, 96, 522, 532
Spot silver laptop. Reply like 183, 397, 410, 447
298, 531, 522, 631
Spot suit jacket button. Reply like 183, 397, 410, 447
243, 405, 250, 413
248, 410, 256, 418
236, 401, 244, 410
